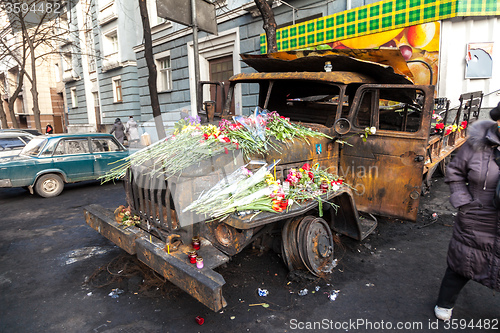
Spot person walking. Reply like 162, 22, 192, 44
125, 116, 140, 147
45, 123, 54, 134
434, 101, 500, 321
110, 118, 126, 144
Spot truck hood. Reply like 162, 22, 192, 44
240, 49, 414, 85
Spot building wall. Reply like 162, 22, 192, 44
439, 16, 500, 111
134, 0, 339, 140
65, 0, 141, 134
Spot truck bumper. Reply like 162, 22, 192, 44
84, 204, 229, 312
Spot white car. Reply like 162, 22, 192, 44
0, 132, 34, 158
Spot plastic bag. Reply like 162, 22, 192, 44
233, 107, 269, 143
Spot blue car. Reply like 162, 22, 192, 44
0, 133, 129, 197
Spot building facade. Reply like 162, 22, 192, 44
63, 0, 500, 140
0, 8, 67, 132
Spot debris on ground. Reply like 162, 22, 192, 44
298, 288, 308, 296
108, 288, 124, 298
328, 290, 340, 301
287, 270, 316, 282
257, 288, 269, 297
195, 316, 204, 325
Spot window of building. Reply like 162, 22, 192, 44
63, 52, 72, 71
112, 76, 122, 103
70, 88, 78, 108
156, 57, 172, 91
54, 64, 60, 82
110, 35, 118, 53
86, 30, 96, 72
103, 29, 118, 56
147, 0, 167, 26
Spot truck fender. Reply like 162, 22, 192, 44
322, 188, 377, 241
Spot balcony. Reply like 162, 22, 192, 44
101, 53, 121, 72
98, 1, 118, 26
62, 69, 80, 82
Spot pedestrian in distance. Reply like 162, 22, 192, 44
125, 116, 140, 147
434, 101, 500, 321
45, 123, 54, 134
110, 118, 126, 144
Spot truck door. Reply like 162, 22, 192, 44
340, 84, 434, 221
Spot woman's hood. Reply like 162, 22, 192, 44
467, 120, 500, 150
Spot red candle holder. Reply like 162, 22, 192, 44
195, 316, 204, 325
192, 237, 200, 250
188, 250, 197, 264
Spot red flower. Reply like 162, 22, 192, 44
445, 128, 452, 136
272, 200, 283, 212
203, 133, 209, 140
222, 137, 231, 143
302, 163, 311, 171
308, 172, 314, 180
235, 142, 239, 149
435, 123, 444, 130
224, 147, 229, 154
461, 121, 468, 129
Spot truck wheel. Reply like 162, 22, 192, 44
35, 174, 64, 198
282, 215, 335, 276
298, 217, 335, 276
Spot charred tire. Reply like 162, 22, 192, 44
35, 174, 64, 198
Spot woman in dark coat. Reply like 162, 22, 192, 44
110, 118, 126, 144
435, 102, 500, 321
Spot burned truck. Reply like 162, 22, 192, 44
85, 50, 459, 311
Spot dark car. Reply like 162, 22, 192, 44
0, 128, 43, 136
0, 133, 129, 197
0, 131, 34, 157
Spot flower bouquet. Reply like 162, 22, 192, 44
183, 161, 343, 221
114, 205, 141, 228
100, 109, 331, 183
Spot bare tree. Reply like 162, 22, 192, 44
254, 0, 277, 53
0, 84, 7, 128
138, 0, 166, 139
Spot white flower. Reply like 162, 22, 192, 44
360, 134, 364, 138
331, 184, 340, 191
370, 126, 376, 135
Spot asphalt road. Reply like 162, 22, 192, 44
0, 177, 498, 333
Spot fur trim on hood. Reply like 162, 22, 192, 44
467, 120, 500, 150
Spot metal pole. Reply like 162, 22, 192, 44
191, 0, 200, 114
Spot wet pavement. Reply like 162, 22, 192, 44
0, 176, 498, 332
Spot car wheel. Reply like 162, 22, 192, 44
35, 174, 64, 198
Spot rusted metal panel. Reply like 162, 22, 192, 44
135, 237, 227, 312
201, 221, 256, 256
84, 204, 146, 255
230, 72, 380, 85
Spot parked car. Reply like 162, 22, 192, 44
0, 131, 34, 158
0, 133, 129, 197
